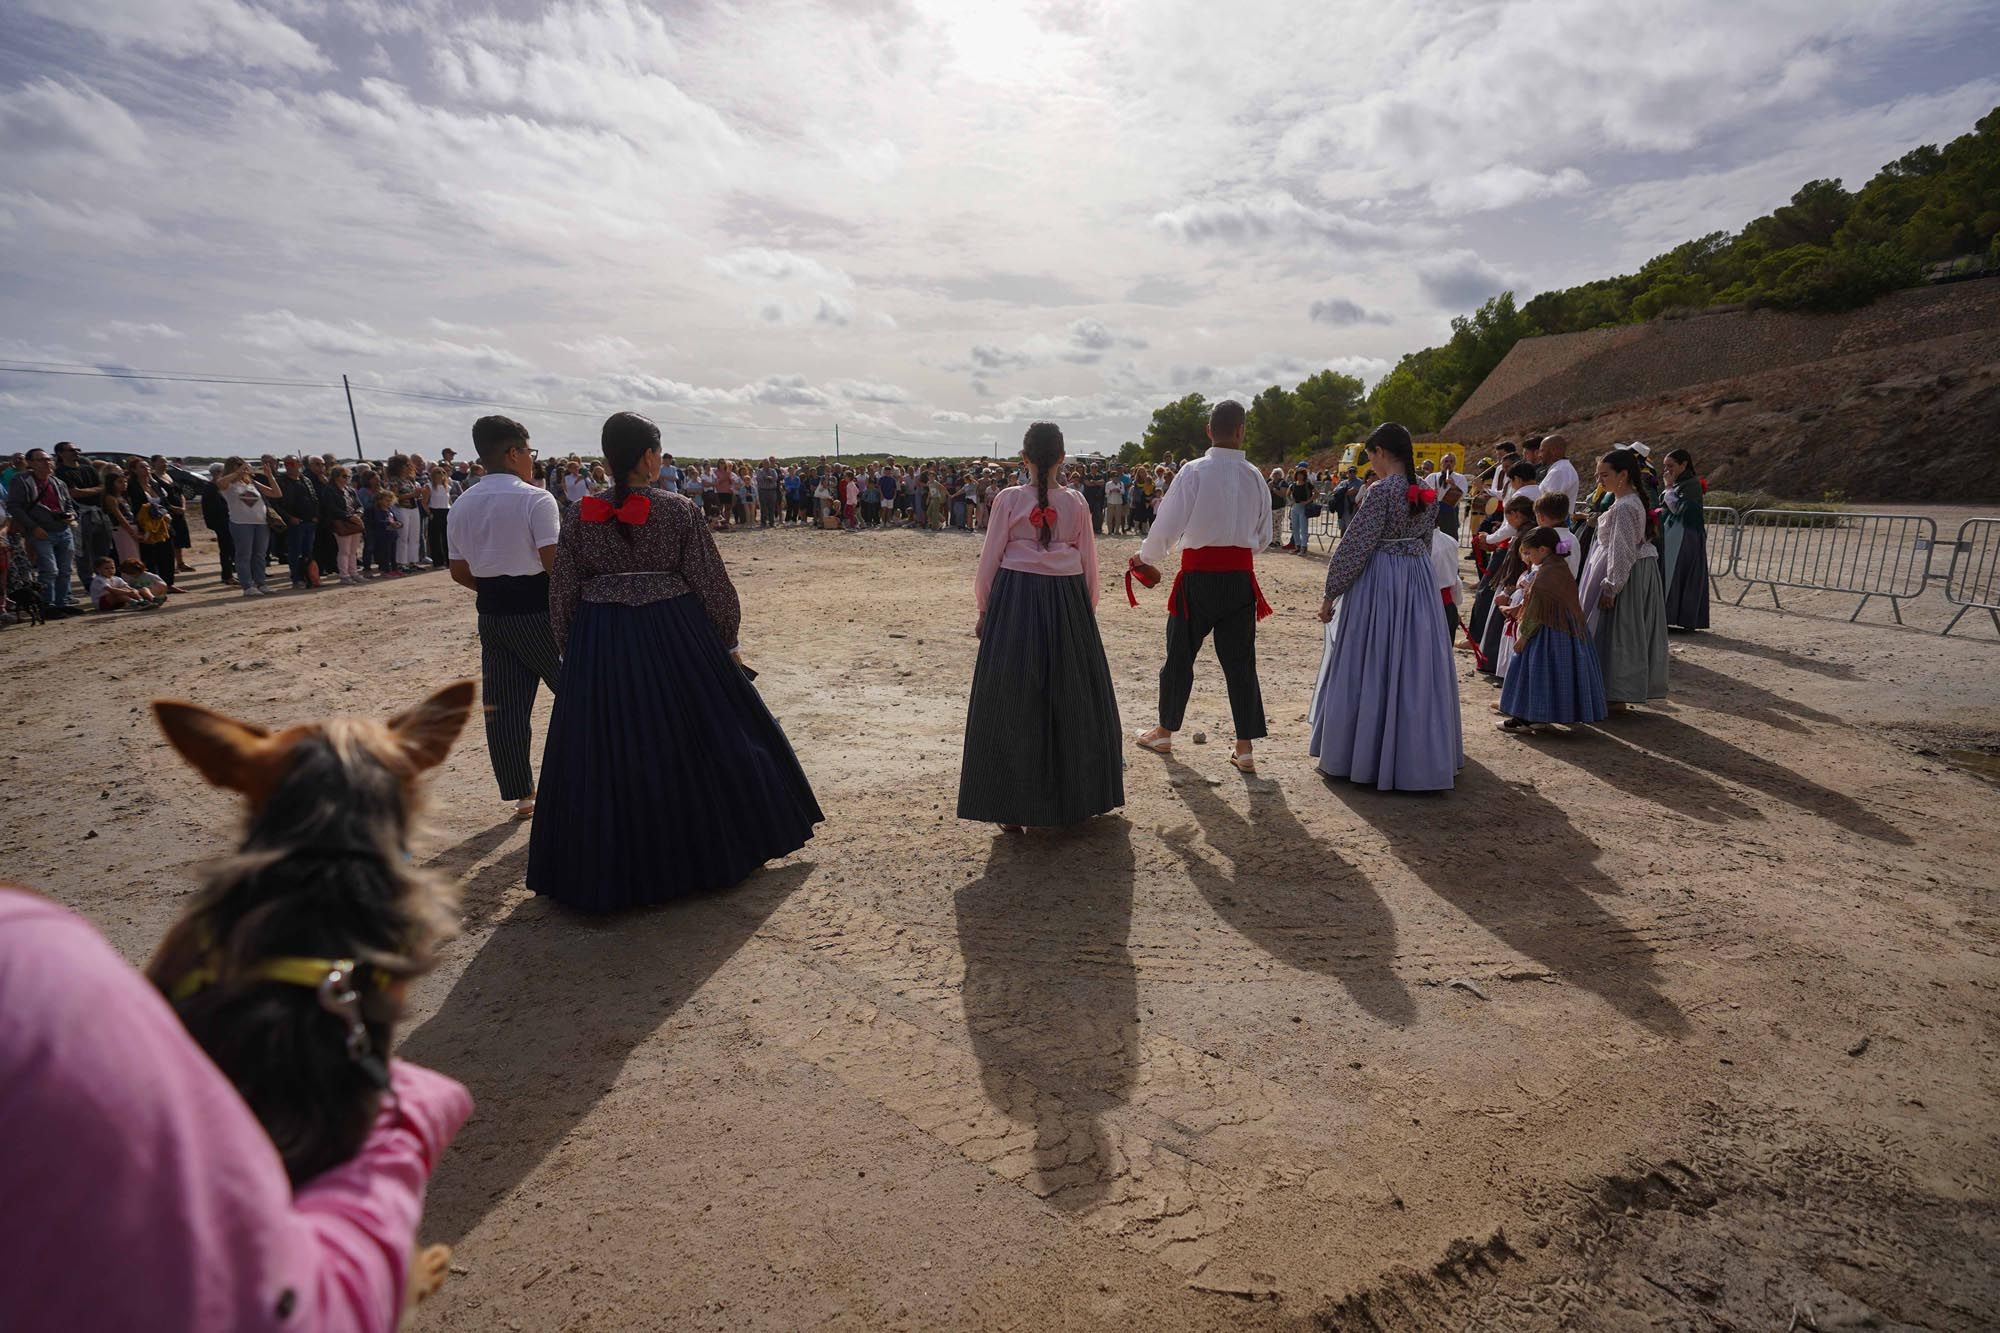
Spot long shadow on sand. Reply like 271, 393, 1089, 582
1325, 761, 1689, 1037
398, 861, 811, 1245
1669, 658, 1842, 732
1689, 632, 1860, 681
955, 817, 1136, 1212
1609, 711, 1911, 845
1161, 757, 1415, 1025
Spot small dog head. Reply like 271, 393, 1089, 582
148, 680, 475, 1183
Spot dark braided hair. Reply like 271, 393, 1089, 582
1366, 422, 1426, 515
1601, 447, 1658, 545
1022, 421, 1064, 549
601, 411, 660, 543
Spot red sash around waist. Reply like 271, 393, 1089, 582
1127, 545, 1272, 620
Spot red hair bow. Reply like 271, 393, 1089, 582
1407, 484, 1437, 505
1026, 505, 1058, 529
579, 493, 651, 525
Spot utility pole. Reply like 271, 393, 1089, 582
342, 374, 365, 461
834, 423, 841, 460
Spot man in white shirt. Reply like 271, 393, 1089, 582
1538, 432, 1579, 510
1128, 400, 1272, 773
448, 415, 563, 820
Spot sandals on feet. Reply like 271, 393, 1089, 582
513, 796, 537, 821
1132, 731, 1173, 755
1228, 752, 1256, 774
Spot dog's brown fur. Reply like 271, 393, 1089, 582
146, 681, 475, 1186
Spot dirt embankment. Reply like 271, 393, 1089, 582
1442, 282, 2000, 501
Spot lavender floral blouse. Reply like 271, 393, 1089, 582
1323, 477, 1440, 601
549, 487, 740, 647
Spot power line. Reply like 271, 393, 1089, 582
0, 363, 337, 390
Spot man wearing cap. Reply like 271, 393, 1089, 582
449, 415, 561, 821
1127, 399, 1272, 774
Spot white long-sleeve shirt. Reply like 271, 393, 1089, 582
1138, 446, 1271, 566
1540, 457, 1579, 508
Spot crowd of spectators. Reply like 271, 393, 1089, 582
4, 439, 1553, 626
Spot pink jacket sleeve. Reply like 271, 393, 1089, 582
972, 488, 1011, 614
292, 1062, 474, 1333
0, 890, 470, 1333
1072, 491, 1100, 609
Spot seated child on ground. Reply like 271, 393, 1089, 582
90, 557, 163, 611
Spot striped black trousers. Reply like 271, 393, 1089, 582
479, 611, 562, 801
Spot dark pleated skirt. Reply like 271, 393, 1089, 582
1476, 584, 1508, 675
1663, 525, 1711, 630
1467, 579, 1496, 644
527, 594, 822, 912
1499, 627, 1609, 724
957, 569, 1123, 827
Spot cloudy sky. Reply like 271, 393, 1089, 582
3, 0, 1996, 460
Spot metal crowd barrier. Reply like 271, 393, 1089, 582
1941, 517, 2000, 639
1729, 510, 1937, 624
1703, 506, 1741, 590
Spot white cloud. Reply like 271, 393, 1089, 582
238, 309, 529, 371
1432, 165, 1590, 213
707, 248, 855, 292
15, 0, 327, 71
1151, 193, 1407, 251
90, 321, 186, 342
0, 78, 148, 165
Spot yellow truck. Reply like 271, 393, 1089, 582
1332, 442, 1469, 479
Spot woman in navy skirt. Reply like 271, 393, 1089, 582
957, 421, 1123, 831
1497, 526, 1607, 733
527, 412, 821, 911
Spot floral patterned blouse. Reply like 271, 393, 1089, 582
1323, 476, 1440, 601
549, 487, 741, 648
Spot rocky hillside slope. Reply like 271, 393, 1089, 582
1440, 282, 2000, 502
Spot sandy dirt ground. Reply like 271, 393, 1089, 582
5, 513, 1998, 1332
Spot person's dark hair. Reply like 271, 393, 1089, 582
1517, 525, 1588, 639
1665, 447, 1696, 478
471, 415, 529, 466
25, 447, 48, 463
1523, 435, 1545, 451
1601, 447, 1659, 543
1507, 460, 1539, 484
1504, 493, 1536, 522
1022, 421, 1065, 549
1209, 399, 1246, 440
1533, 492, 1571, 524
602, 411, 661, 543
1365, 422, 1426, 514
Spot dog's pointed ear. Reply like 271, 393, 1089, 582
388, 680, 477, 772
152, 700, 277, 792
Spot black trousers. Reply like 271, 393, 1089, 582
209, 522, 235, 581
428, 510, 450, 566
1158, 569, 1266, 740
479, 611, 562, 801
140, 540, 177, 588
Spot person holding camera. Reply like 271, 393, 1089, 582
4, 448, 82, 616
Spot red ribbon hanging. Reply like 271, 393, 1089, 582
1026, 505, 1058, 529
